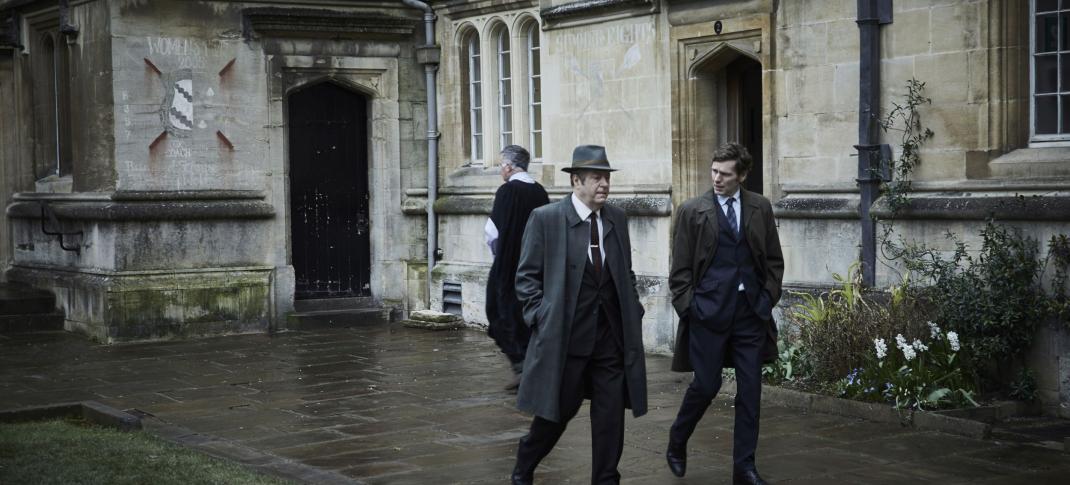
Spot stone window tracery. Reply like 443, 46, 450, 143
496, 26, 512, 150
463, 29, 483, 162
524, 21, 542, 159
1032, 0, 1070, 141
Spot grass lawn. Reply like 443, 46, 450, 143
0, 419, 293, 485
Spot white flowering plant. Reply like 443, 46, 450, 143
839, 322, 977, 410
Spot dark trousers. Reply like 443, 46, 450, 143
669, 292, 765, 471
514, 326, 625, 485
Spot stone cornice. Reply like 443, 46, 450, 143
540, 0, 657, 30
242, 7, 418, 40
774, 192, 1070, 222
7, 191, 276, 221
436, 0, 536, 20
403, 188, 672, 217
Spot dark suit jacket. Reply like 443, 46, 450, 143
669, 188, 785, 372
514, 196, 648, 422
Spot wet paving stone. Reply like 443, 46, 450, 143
2, 323, 1067, 484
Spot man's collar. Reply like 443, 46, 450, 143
715, 188, 741, 205
508, 171, 535, 184
571, 193, 598, 220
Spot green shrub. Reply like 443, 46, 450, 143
1008, 368, 1038, 402
762, 337, 810, 385
902, 222, 1047, 372
786, 263, 929, 383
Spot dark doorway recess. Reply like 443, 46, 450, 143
289, 82, 371, 299
725, 56, 763, 194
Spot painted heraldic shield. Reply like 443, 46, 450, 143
163, 68, 194, 135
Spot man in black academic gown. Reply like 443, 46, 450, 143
485, 145, 550, 391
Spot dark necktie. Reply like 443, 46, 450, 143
725, 198, 738, 234
590, 212, 602, 275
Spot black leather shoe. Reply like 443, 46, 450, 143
510, 469, 533, 485
733, 468, 768, 485
665, 444, 686, 477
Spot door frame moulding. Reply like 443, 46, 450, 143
671, 14, 776, 207
266, 54, 402, 310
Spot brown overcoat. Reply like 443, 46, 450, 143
669, 188, 785, 372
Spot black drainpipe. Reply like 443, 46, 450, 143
854, 0, 892, 287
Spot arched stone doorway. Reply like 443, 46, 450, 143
287, 81, 371, 299
674, 40, 764, 204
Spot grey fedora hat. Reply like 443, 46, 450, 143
561, 144, 617, 173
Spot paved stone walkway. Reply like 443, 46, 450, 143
2, 315, 1069, 484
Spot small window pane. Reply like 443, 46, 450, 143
1037, 54, 1058, 93
533, 77, 541, 99
1062, 53, 1070, 90
532, 132, 542, 157
1063, 13, 1070, 51
532, 50, 541, 74
502, 111, 512, 132
474, 135, 483, 160
1039, 0, 1059, 13
474, 112, 483, 132
533, 105, 541, 129
1037, 95, 1058, 134
503, 86, 512, 106
1062, 95, 1070, 133
1038, 14, 1059, 53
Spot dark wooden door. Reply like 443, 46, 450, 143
288, 82, 370, 299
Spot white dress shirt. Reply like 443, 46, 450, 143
484, 171, 537, 254
571, 193, 606, 266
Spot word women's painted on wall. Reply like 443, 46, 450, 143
146, 36, 222, 69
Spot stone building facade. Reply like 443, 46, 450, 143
426, 0, 1070, 416
2, 1, 1068, 414
0, 0, 432, 340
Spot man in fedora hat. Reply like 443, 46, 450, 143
510, 145, 648, 485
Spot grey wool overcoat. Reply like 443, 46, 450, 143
514, 196, 648, 423
669, 188, 785, 372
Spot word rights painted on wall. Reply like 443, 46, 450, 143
557, 23, 656, 48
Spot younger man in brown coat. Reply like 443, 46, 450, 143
665, 143, 784, 485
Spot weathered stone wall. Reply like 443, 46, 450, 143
3, 0, 429, 341
69, 1, 115, 192
111, 1, 265, 192
769, 0, 1070, 415
542, 15, 672, 186
0, 48, 18, 276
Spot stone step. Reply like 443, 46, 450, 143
287, 307, 391, 330
0, 312, 65, 334
293, 296, 377, 313
0, 283, 56, 316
